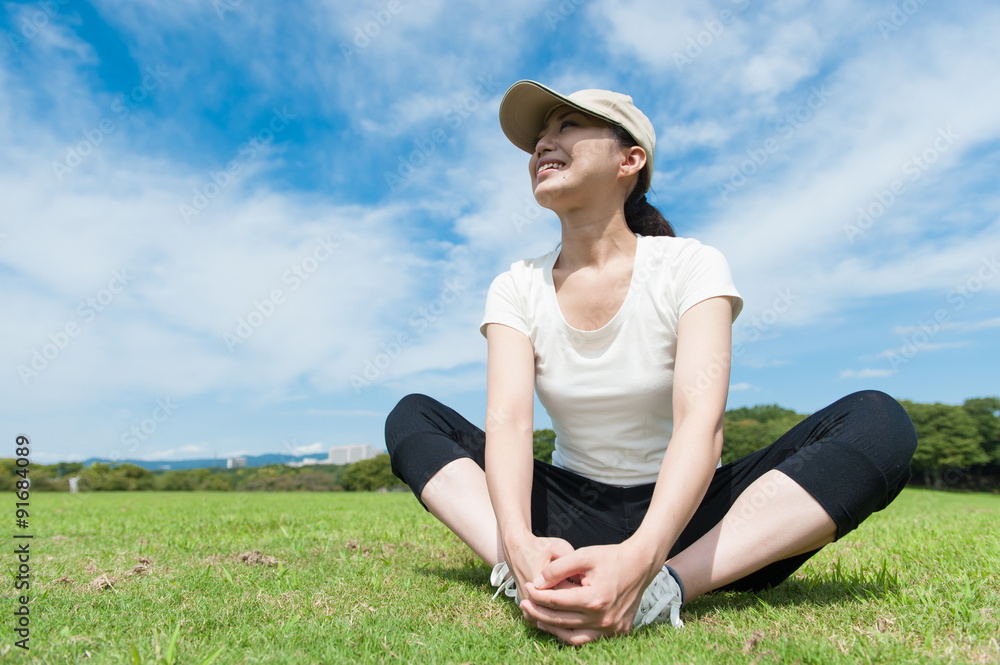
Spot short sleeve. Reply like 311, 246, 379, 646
676, 244, 744, 322
480, 271, 530, 338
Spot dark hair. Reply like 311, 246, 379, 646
610, 124, 675, 237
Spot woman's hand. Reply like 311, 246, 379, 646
501, 533, 576, 600
518, 540, 660, 646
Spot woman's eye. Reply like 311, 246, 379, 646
534, 120, 578, 147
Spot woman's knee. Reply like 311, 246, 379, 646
386, 393, 436, 423
850, 390, 917, 454
837, 390, 917, 490
841, 389, 898, 414
384, 393, 437, 453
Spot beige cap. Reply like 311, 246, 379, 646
498, 80, 656, 192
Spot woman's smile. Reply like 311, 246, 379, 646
536, 158, 567, 176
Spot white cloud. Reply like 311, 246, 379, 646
892, 321, 962, 335
1, 164, 432, 409
688, 13, 1000, 328
969, 316, 1000, 330
659, 119, 733, 153
892, 314, 1000, 336
222, 450, 251, 458
143, 445, 211, 461
737, 20, 822, 96
590, 0, 856, 106
290, 442, 327, 456
840, 369, 894, 379
877, 342, 972, 358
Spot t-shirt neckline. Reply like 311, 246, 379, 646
545, 235, 645, 340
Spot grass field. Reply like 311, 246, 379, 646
3, 488, 998, 664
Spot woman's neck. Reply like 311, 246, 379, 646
555, 206, 637, 271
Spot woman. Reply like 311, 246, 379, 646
384, 80, 917, 646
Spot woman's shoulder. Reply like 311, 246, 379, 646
484, 245, 559, 302
642, 234, 720, 252
498, 243, 561, 279
642, 234, 730, 265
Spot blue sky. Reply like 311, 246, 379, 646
2, 0, 998, 465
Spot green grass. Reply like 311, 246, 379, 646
3, 489, 999, 664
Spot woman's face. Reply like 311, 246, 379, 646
529, 106, 629, 208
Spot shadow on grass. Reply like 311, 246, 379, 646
413, 565, 582, 647
416, 563, 900, 616
414, 561, 493, 593
688, 574, 901, 616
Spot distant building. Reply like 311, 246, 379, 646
327, 444, 378, 465
226, 456, 247, 469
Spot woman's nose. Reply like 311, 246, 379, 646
534, 129, 556, 155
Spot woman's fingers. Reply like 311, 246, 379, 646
536, 622, 604, 646
520, 597, 590, 627
506, 536, 578, 592
523, 581, 597, 610
533, 550, 591, 590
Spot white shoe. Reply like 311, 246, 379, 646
634, 564, 684, 628
490, 562, 519, 602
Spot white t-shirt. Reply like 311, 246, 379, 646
480, 235, 743, 486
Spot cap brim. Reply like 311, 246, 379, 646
499, 80, 602, 155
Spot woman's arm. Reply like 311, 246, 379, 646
484, 323, 575, 591
484, 322, 536, 548
522, 296, 734, 643
625, 294, 733, 571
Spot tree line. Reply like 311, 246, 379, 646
0, 459, 393, 493
5, 398, 997, 493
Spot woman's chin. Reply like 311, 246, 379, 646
532, 182, 565, 210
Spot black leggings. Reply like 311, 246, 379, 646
384, 390, 917, 592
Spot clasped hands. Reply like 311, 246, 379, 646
501, 535, 660, 646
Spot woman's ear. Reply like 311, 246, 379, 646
620, 146, 647, 179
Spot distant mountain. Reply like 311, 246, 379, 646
79, 453, 337, 471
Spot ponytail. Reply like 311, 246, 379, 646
624, 175, 675, 237
611, 125, 675, 237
